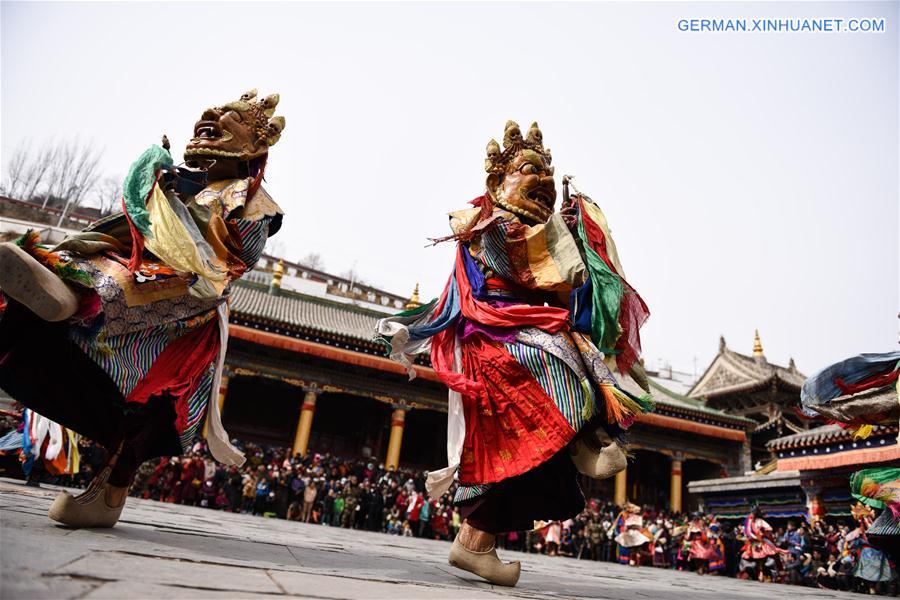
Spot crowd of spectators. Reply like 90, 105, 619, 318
118, 441, 461, 540
541, 506, 897, 595
43, 440, 898, 596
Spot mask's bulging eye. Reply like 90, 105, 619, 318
521, 163, 537, 175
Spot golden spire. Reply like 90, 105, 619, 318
268, 259, 285, 295
405, 283, 421, 310
752, 329, 764, 358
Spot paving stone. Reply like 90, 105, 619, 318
269, 570, 523, 599
0, 479, 855, 600
83, 581, 278, 599
1, 573, 98, 599
53, 551, 282, 595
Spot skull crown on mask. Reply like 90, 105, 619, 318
184, 89, 286, 162
484, 120, 556, 224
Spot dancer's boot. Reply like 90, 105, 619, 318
0, 242, 77, 322
49, 444, 128, 528
448, 521, 521, 586
569, 427, 627, 479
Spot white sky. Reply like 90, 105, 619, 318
2, 1, 897, 378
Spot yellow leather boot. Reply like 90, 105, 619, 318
569, 426, 627, 479
0, 242, 78, 322
48, 444, 128, 528
448, 521, 521, 587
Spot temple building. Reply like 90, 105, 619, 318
687, 332, 817, 466
689, 373, 899, 524
689, 421, 899, 522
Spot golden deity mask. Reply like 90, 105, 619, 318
484, 120, 556, 224
185, 89, 286, 161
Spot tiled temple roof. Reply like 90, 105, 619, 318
767, 423, 899, 451
688, 337, 806, 400
230, 281, 386, 347
687, 470, 802, 494
618, 369, 754, 429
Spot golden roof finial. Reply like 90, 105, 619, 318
268, 259, 285, 295
752, 329, 764, 358
405, 283, 421, 310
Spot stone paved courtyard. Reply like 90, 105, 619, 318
1, 479, 859, 599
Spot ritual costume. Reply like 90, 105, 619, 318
850, 469, 900, 568
377, 121, 652, 585
0, 408, 82, 482
740, 509, 788, 581
614, 507, 653, 566
800, 351, 900, 439
847, 501, 897, 588
685, 517, 724, 574
649, 519, 671, 568
535, 520, 563, 556
0, 90, 286, 527
706, 521, 727, 573
801, 353, 900, 565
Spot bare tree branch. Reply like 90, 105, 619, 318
1, 141, 31, 198
298, 252, 325, 271
2, 138, 105, 209
26, 144, 58, 206
95, 176, 123, 216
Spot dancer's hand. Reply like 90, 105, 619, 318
560, 175, 578, 230
560, 203, 578, 230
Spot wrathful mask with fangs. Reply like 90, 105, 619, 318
184, 89, 286, 161
484, 121, 556, 224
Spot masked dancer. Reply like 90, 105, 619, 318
376, 121, 652, 586
0, 90, 286, 528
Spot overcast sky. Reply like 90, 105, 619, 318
2, 1, 897, 378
